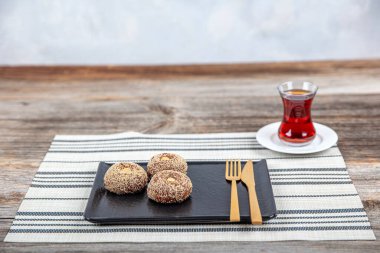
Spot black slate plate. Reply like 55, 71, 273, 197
84, 160, 276, 224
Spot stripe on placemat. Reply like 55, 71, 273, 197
4, 132, 375, 242
47, 147, 269, 153
9, 220, 370, 226
52, 136, 258, 143
274, 194, 359, 198
16, 211, 84, 216
8, 226, 373, 234
30, 184, 93, 188
41, 155, 344, 163
24, 197, 89, 200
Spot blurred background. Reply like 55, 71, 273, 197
0, 0, 379, 65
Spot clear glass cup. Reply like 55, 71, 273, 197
278, 81, 318, 146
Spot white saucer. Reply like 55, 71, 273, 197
256, 122, 338, 154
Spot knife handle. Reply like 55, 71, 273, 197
248, 186, 262, 224
230, 180, 240, 222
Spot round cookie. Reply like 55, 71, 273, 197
104, 162, 148, 194
147, 153, 187, 177
147, 170, 192, 204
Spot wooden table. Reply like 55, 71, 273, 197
1, 60, 379, 252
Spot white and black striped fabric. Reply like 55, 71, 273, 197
4, 132, 375, 242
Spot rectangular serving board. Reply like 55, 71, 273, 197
84, 160, 276, 224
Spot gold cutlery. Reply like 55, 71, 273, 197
225, 160, 242, 222
241, 160, 262, 225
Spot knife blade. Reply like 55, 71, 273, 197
241, 160, 262, 224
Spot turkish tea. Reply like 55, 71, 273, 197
278, 82, 318, 146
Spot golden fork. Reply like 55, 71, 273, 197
225, 160, 242, 222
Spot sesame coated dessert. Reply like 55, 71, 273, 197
104, 162, 148, 194
147, 170, 192, 204
147, 153, 188, 177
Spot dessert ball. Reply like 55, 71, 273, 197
147, 170, 192, 204
147, 153, 187, 177
104, 162, 148, 194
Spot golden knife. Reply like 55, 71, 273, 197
241, 160, 262, 224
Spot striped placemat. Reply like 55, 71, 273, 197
4, 132, 375, 242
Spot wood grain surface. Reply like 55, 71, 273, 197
0, 60, 379, 252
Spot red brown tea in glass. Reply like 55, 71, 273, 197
278, 82, 318, 146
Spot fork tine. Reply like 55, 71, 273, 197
225, 160, 229, 178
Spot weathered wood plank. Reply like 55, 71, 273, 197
1, 60, 380, 81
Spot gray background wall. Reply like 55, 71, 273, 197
0, 0, 379, 65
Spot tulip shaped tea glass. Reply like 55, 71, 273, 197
278, 81, 318, 146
